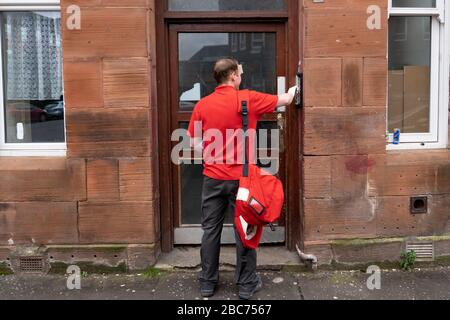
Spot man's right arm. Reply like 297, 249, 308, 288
276, 86, 297, 108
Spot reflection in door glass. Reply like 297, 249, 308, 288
178, 32, 276, 111
257, 122, 280, 176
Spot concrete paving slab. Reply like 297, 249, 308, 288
0, 267, 448, 300
155, 246, 302, 270
0, 271, 301, 300
298, 267, 450, 300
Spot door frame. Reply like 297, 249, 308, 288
169, 22, 287, 245
155, 0, 303, 252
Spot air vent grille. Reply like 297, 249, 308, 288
19, 256, 44, 273
405, 242, 434, 261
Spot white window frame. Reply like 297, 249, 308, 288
387, 0, 450, 150
0, 0, 65, 157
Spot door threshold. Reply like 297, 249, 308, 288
155, 245, 301, 270
174, 226, 285, 245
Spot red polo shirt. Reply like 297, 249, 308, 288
187, 85, 278, 181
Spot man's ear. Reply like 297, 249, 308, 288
238, 64, 244, 75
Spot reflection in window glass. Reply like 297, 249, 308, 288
392, 0, 435, 8
1, 12, 64, 143
388, 16, 431, 133
178, 32, 276, 111
169, 0, 286, 11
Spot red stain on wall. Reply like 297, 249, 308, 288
345, 157, 376, 175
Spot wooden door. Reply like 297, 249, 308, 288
168, 23, 288, 244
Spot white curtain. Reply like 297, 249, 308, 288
4, 12, 62, 101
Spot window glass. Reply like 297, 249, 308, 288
178, 32, 276, 111
1, 11, 64, 144
169, 0, 286, 11
388, 16, 431, 133
392, 0, 436, 7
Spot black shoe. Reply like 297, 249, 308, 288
239, 276, 262, 300
200, 281, 216, 298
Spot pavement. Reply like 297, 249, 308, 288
1, 266, 449, 300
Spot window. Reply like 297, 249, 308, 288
0, 1, 65, 156
168, 0, 286, 11
387, 0, 449, 150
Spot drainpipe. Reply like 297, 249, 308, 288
295, 244, 318, 270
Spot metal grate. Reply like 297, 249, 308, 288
19, 257, 44, 273
406, 242, 434, 261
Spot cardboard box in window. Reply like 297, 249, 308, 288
388, 70, 404, 132
388, 66, 430, 134
403, 66, 430, 133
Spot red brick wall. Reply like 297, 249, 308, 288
62, 0, 159, 245
1, 0, 448, 261
0, 0, 159, 248
302, 0, 450, 248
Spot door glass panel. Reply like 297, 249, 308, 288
178, 32, 276, 111
388, 16, 431, 133
257, 121, 279, 176
180, 162, 234, 225
179, 121, 281, 225
175, 28, 284, 235
392, 0, 435, 8
1, 11, 65, 143
180, 162, 204, 225
169, 0, 286, 11
179, 121, 235, 225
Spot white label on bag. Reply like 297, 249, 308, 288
236, 188, 250, 201
239, 215, 257, 240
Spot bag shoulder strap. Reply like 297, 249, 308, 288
238, 90, 250, 177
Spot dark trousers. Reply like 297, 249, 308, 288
198, 176, 259, 289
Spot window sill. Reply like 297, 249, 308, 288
386, 141, 447, 151
0, 149, 67, 157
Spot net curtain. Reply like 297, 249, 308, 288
3, 12, 62, 101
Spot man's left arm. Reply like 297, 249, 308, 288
187, 108, 203, 153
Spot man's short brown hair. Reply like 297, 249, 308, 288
213, 57, 239, 84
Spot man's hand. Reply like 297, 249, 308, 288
276, 85, 298, 108
288, 85, 297, 98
